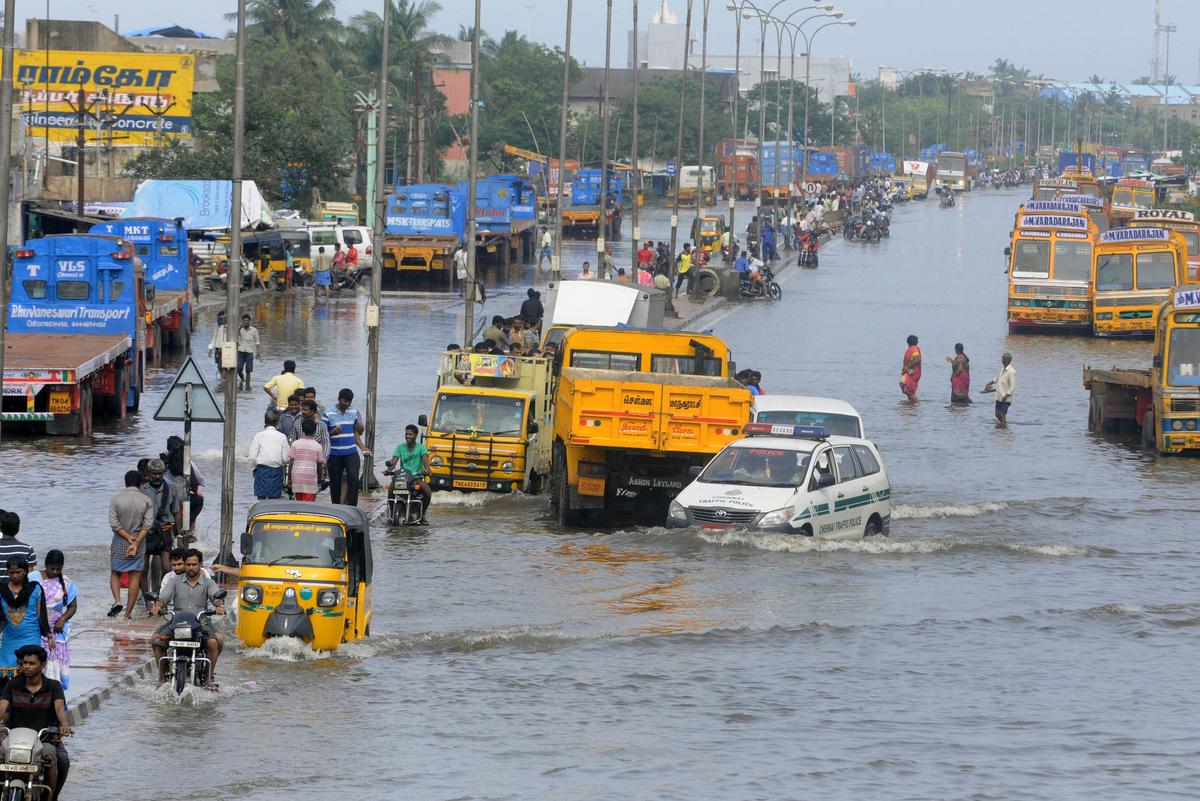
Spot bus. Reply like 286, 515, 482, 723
1006, 203, 1097, 333
313, 201, 360, 225
1107, 179, 1155, 225
1092, 227, 1188, 337
1129, 209, 1200, 282
935, 151, 969, 192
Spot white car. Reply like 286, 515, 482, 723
667, 423, 891, 539
308, 224, 374, 271
751, 395, 864, 438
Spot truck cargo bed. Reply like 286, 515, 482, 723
1082, 367, 1153, 389
4, 333, 130, 381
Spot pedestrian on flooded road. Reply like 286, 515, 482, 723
324, 388, 370, 507
986, 353, 1017, 426
277, 394, 303, 440
249, 410, 290, 500
313, 246, 332, 299
0, 557, 51, 674
107, 470, 153, 619
236, 314, 260, 391
900, 335, 922, 400
206, 310, 227, 382
139, 459, 181, 605
0, 512, 37, 570
264, 360, 305, 411
33, 550, 76, 691
947, 343, 972, 404
454, 242, 469, 294
675, 244, 694, 297
579, 261, 594, 280
288, 418, 325, 502
600, 247, 616, 280
537, 227, 552, 269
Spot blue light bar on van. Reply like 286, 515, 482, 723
743, 423, 830, 439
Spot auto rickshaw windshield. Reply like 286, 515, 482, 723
245, 520, 347, 567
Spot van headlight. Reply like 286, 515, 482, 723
317, 589, 339, 607
757, 508, 793, 528
667, 501, 688, 522
430, 455, 443, 467
241, 585, 262, 605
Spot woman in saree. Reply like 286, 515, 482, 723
900, 335, 922, 399
38, 550, 77, 690
946, 343, 972, 404
0, 556, 51, 677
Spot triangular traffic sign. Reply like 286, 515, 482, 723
153, 356, 225, 422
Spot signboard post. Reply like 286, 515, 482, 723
665, 162, 676, 176
154, 357, 223, 542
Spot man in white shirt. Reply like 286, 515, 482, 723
986, 353, 1017, 426
537, 228, 552, 269
454, 243, 469, 296
249, 410, 291, 499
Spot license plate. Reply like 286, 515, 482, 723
49, 390, 71, 415
169, 640, 200, 648
1, 765, 37, 774
453, 479, 487, 490
578, 477, 606, 497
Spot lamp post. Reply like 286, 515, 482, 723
552, 0, 573, 282
723, 1, 750, 263
629, 0, 640, 277
797, 16, 854, 190
597, 0, 613, 267
665, 0, 693, 315
0, 0, 14, 448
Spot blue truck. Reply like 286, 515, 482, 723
563, 168, 623, 238
3, 235, 151, 435
462, 174, 539, 264
382, 183, 467, 287
90, 217, 192, 358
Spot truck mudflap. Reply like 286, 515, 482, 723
578, 452, 707, 522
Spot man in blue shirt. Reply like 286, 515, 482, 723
733, 250, 750, 282
323, 388, 371, 506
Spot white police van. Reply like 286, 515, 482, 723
666, 423, 891, 539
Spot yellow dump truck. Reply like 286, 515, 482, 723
1083, 285, 1200, 454
550, 328, 752, 526
421, 351, 554, 493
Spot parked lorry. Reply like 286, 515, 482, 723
381, 183, 465, 287
463, 174, 538, 266
718, 153, 758, 200
549, 328, 752, 525
562, 169, 622, 239
91, 217, 192, 356
1083, 285, 1200, 454
421, 351, 554, 494
3, 235, 150, 435
676, 165, 716, 206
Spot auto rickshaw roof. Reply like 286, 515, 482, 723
247, 500, 368, 529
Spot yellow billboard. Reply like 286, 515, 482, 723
7, 50, 195, 144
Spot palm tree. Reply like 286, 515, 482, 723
483, 30, 529, 60
238, 0, 342, 49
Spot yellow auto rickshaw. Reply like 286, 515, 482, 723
235, 500, 372, 651
241, 230, 312, 290
697, 214, 727, 255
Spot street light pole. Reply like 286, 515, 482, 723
218, 0, 247, 568
361, 0, 389, 491
724, 1, 745, 264
630, 0, 640, 277
666, 0, 694, 315
0, 0, 15, 449
694, 0, 711, 255
553, 0, 573, 283
463, 0, 481, 345
597, 0, 613, 268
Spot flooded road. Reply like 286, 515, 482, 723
9, 191, 1200, 799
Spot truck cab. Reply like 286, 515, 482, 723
5, 235, 147, 431
1107, 179, 1155, 226
563, 169, 623, 237
424, 351, 554, 494
90, 217, 191, 353
382, 184, 465, 280
1092, 228, 1187, 336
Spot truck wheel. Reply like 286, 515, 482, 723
1141, 411, 1156, 448
553, 443, 582, 527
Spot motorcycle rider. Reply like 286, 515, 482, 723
0, 644, 72, 800
384, 424, 432, 525
149, 549, 226, 689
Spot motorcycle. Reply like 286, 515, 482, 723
739, 264, 783, 301
0, 726, 59, 800
797, 234, 820, 268
939, 193, 956, 209
153, 590, 227, 694
384, 468, 423, 527
206, 257, 255, 292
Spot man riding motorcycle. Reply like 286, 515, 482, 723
0, 645, 72, 800
384, 425, 432, 525
149, 550, 226, 689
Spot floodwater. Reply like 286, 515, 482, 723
7, 190, 1200, 799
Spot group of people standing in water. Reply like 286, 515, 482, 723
899, 335, 1017, 425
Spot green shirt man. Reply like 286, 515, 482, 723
392, 439, 428, 476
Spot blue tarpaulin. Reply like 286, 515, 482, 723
122, 180, 273, 230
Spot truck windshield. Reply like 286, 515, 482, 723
1052, 242, 1092, 282
1135, 252, 1176, 289
1096, 253, 1134, 291
699, 446, 810, 489
1012, 240, 1050, 277
432, 393, 525, 435
756, 410, 861, 437
244, 520, 346, 567
1167, 327, 1200, 386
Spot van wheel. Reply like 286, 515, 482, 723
799, 524, 813, 537
864, 516, 881, 538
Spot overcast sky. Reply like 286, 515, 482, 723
19, 0, 1200, 84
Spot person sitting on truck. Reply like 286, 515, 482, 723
482, 315, 509, 348
385, 425, 431, 525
